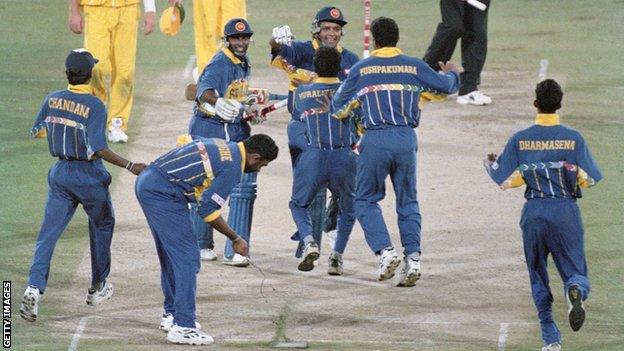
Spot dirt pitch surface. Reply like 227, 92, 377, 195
59, 67, 547, 350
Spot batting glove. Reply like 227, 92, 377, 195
272, 25, 293, 46
245, 88, 269, 105
244, 104, 267, 125
215, 98, 243, 122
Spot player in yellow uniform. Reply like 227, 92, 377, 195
69, 0, 157, 143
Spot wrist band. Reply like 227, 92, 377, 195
126, 162, 134, 171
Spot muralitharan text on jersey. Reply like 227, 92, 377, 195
48, 97, 90, 118
216, 139, 233, 161
298, 89, 336, 100
359, 65, 417, 76
519, 140, 576, 151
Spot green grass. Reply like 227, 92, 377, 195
1, 1, 622, 350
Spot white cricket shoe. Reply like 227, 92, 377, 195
200, 248, 218, 261
457, 90, 492, 105
159, 313, 201, 332
166, 324, 214, 345
396, 258, 422, 287
377, 248, 401, 281
327, 251, 343, 276
566, 284, 586, 331
86, 281, 113, 306
107, 118, 128, 143
542, 342, 561, 351
298, 242, 320, 272
222, 253, 250, 267
20, 286, 41, 322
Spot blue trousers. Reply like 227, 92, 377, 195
355, 127, 421, 256
28, 160, 114, 293
520, 199, 590, 345
289, 148, 356, 254
135, 166, 200, 328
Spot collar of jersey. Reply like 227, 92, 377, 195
371, 47, 403, 58
68, 84, 92, 94
222, 47, 244, 65
237, 142, 246, 172
535, 113, 560, 126
312, 39, 343, 53
315, 77, 340, 84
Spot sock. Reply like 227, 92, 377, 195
303, 235, 315, 245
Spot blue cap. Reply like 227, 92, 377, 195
65, 49, 98, 76
223, 18, 253, 38
314, 6, 347, 27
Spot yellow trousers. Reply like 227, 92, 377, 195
193, 0, 246, 72
83, 4, 139, 130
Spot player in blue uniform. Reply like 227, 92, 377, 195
135, 134, 278, 345
289, 47, 357, 274
484, 80, 602, 351
19, 49, 146, 322
332, 17, 459, 287
188, 18, 265, 266
270, 6, 360, 257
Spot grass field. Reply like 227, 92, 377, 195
1, 1, 622, 350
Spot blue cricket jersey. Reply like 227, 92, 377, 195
152, 138, 245, 220
194, 48, 251, 123
486, 114, 603, 199
30, 84, 108, 160
293, 78, 351, 150
333, 47, 459, 129
271, 39, 359, 115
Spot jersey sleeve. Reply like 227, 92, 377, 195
30, 97, 49, 138
486, 135, 522, 187
86, 100, 109, 153
332, 64, 362, 120
196, 59, 225, 99
416, 60, 459, 95
197, 166, 241, 221
575, 135, 603, 187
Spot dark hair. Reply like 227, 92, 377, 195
313, 46, 342, 77
244, 134, 279, 161
371, 17, 399, 48
535, 79, 563, 113
66, 69, 91, 85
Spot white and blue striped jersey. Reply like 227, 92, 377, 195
30, 84, 108, 160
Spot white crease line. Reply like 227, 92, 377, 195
497, 322, 509, 351
68, 316, 89, 351
183, 55, 196, 80
538, 59, 549, 81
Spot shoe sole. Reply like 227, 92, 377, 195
327, 266, 343, 276
201, 256, 218, 261
568, 286, 585, 331
166, 338, 214, 346
397, 270, 422, 287
20, 294, 38, 322
222, 260, 250, 267
298, 251, 320, 272
378, 257, 401, 281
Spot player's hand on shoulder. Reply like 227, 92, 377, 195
215, 98, 243, 122
232, 236, 249, 256
272, 25, 294, 46
438, 61, 459, 74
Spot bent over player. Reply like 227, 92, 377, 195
20, 49, 146, 322
135, 134, 278, 345
484, 80, 602, 351
290, 47, 357, 274
332, 17, 459, 287
270, 6, 359, 257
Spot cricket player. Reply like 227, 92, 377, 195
332, 17, 459, 286
20, 49, 146, 322
290, 46, 357, 274
188, 18, 265, 266
270, 6, 360, 257
484, 79, 602, 351
135, 134, 278, 345
68, 0, 157, 143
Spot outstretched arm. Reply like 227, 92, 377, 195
95, 149, 146, 175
